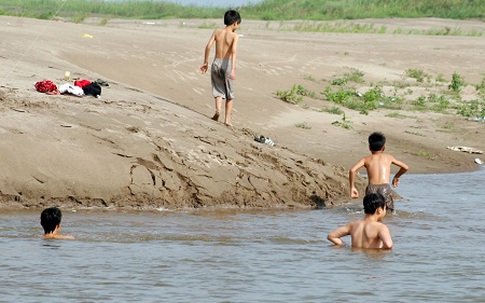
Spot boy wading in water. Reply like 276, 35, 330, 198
327, 193, 393, 249
40, 207, 74, 240
349, 132, 409, 213
200, 10, 241, 127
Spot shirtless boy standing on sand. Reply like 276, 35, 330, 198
200, 10, 241, 126
349, 132, 409, 213
40, 207, 74, 240
327, 193, 393, 249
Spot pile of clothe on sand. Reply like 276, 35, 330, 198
34, 78, 109, 98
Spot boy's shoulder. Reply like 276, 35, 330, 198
360, 217, 386, 227
213, 28, 235, 38
44, 234, 75, 240
348, 219, 365, 229
369, 151, 395, 160
371, 221, 389, 233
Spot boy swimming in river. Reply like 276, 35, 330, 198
40, 207, 74, 240
200, 10, 241, 127
327, 193, 393, 249
349, 131, 409, 213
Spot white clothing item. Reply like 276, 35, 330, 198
58, 83, 84, 97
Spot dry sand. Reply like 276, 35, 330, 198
0, 16, 484, 210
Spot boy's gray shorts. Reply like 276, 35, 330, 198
211, 59, 234, 100
365, 183, 394, 212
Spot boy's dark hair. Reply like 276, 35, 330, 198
368, 132, 386, 151
363, 193, 386, 214
40, 207, 62, 234
224, 10, 241, 26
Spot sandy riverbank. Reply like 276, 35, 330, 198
1, 16, 484, 210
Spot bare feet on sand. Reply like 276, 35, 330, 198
212, 111, 220, 121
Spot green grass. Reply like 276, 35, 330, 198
1, 0, 484, 22
275, 69, 484, 122
449, 72, 465, 93
276, 84, 304, 104
241, 0, 485, 20
276, 84, 322, 104
435, 74, 447, 83
322, 84, 397, 115
332, 68, 365, 85
198, 22, 219, 29
438, 121, 456, 132
331, 113, 353, 130
275, 22, 483, 36
0, 0, 223, 20
290, 21, 387, 34
456, 99, 485, 118
295, 122, 312, 129
413, 150, 437, 160
385, 112, 410, 119
475, 78, 485, 92
405, 130, 426, 137
405, 69, 430, 83
303, 74, 318, 83
394, 27, 483, 37
319, 106, 343, 115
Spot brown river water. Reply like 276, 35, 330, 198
1, 168, 484, 302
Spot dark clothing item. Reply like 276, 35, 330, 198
83, 82, 102, 97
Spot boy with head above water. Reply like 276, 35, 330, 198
349, 131, 409, 213
200, 10, 241, 127
40, 207, 74, 240
327, 193, 393, 249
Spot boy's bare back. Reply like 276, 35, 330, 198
211, 28, 238, 60
200, 25, 240, 79
350, 151, 408, 199
327, 218, 393, 249
348, 219, 391, 248
359, 152, 405, 185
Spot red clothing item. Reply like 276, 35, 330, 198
34, 80, 57, 93
74, 79, 91, 88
